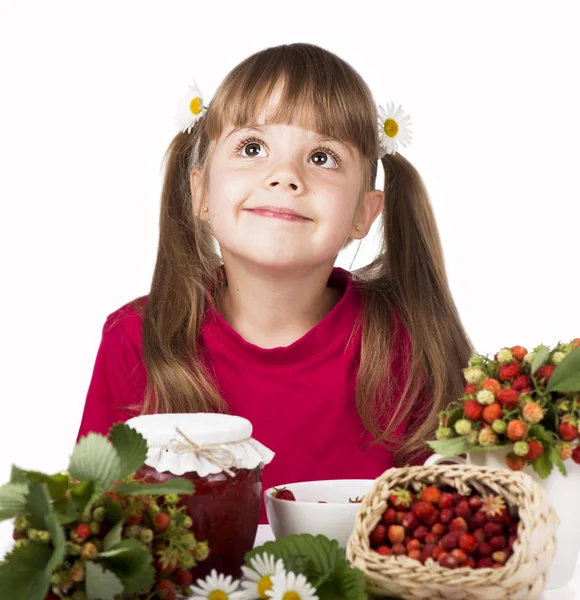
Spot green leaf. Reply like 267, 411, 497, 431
25, 483, 66, 573
108, 423, 148, 480
104, 495, 126, 523
531, 345, 551, 375
530, 450, 553, 479
9, 467, 69, 501
0, 542, 52, 600
113, 479, 194, 496
98, 539, 155, 594
52, 497, 80, 525
85, 561, 125, 600
445, 407, 464, 429
247, 534, 346, 579
549, 445, 567, 477
426, 436, 472, 456
69, 433, 123, 489
70, 480, 96, 514
547, 348, 580, 393
0, 483, 29, 520
318, 563, 368, 600
103, 519, 124, 551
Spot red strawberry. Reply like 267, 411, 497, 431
478, 541, 493, 557
156, 557, 178, 575
376, 545, 392, 556
455, 501, 471, 519
573, 446, 580, 464
449, 517, 468, 532
506, 420, 526, 441
512, 375, 532, 392
490, 535, 507, 550
271, 487, 296, 501
499, 361, 521, 381
388, 488, 413, 510
425, 532, 440, 546
423, 509, 440, 528
153, 512, 171, 532
477, 557, 494, 568
511, 346, 528, 361
482, 378, 501, 396
451, 548, 468, 563
482, 403, 503, 425
535, 365, 555, 385
382, 507, 397, 525
72, 524, 91, 543
464, 382, 478, 396
391, 542, 407, 555
459, 533, 477, 554
408, 548, 422, 561
439, 553, 458, 569
559, 422, 579, 442
483, 521, 504, 537
467, 495, 483, 512
523, 439, 544, 462
401, 511, 420, 532
473, 528, 486, 543
440, 508, 454, 524
506, 453, 526, 471
157, 579, 175, 600
412, 501, 435, 520
174, 570, 193, 586
497, 388, 520, 410
406, 538, 422, 551
431, 522, 446, 536
464, 400, 483, 421
438, 493, 454, 509
370, 524, 388, 547
421, 486, 442, 504
413, 525, 429, 540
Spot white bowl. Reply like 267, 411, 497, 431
264, 479, 375, 547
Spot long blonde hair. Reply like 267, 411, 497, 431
120, 43, 475, 465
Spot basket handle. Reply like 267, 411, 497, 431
424, 452, 467, 467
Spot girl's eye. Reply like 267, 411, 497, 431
234, 137, 342, 169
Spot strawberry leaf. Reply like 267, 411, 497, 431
10, 467, 69, 501
0, 542, 52, 600
530, 450, 553, 479
107, 423, 148, 481
548, 445, 567, 477
0, 483, 29, 521
85, 561, 124, 600
69, 433, 123, 489
103, 519, 124, 552
426, 436, 472, 456
546, 348, 580, 393
98, 539, 155, 594
113, 479, 194, 496
531, 345, 551, 375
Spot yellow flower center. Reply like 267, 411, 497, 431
384, 118, 398, 138
282, 593, 301, 600
257, 575, 273, 598
208, 591, 228, 600
190, 96, 203, 115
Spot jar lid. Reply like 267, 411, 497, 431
126, 413, 275, 477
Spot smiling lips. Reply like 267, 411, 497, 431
246, 206, 311, 222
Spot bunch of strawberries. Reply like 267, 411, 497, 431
369, 484, 519, 570
432, 339, 580, 476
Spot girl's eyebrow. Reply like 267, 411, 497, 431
224, 124, 353, 158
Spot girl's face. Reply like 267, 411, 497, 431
192, 87, 383, 271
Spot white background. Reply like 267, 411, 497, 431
1, 1, 579, 596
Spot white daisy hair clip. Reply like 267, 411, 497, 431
175, 78, 208, 134
377, 101, 413, 157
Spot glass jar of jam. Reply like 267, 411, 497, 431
126, 413, 275, 580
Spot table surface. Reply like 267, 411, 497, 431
1, 525, 578, 599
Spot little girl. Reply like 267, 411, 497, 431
76, 43, 474, 521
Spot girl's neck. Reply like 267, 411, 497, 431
214, 258, 342, 349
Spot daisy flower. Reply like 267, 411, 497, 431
190, 568, 245, 600
175, 78, 206, 134
377, 101, 413, 156
265, 571, 319, 600
240, 552, 286, 599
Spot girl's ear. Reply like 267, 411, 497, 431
351, 189, 384, 238
190, 168, 207, 220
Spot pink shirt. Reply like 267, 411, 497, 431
76, 266, 429, 522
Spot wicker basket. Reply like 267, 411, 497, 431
346, 464, 559, 600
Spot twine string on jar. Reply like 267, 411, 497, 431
150, 427, 251, 477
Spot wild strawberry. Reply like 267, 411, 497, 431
370, 524, 388, 547
523, 439, 544, 462
271, 487, 296, 501
490, 535, 507, 550
376, 545, 392, 555
425, 532, 440, 546
388, 488, 413, 510
392, 543, 407, 555
464, 382, 478, 396
511, 346, 528, 361
71, 524, 91, 544
472, 511, 487, 528
436, 426, 453, 440
451, 548, 468, 563
408, 548, 422, 561
513, 441, 529, 456
477, 557, 494, 568
479, 427, 498, 446
431, 522, 446, 536
432, 546, 446, 560
439, 553, 459, 569
492, 551, 508, 564
557, 443, 573, 461
483, 521, 504, 538
382, 507, 396, 525
455, 501, 471, 519
413, 525, 429, 540
482, 378, 501, 395
506, 453, 526, 471
497, 388, 520, 410
449, 517, 468, 532
459, 533, 477, 554
406, 538, 422, 551
455, 419, 472, 436
559, 421, 579, 442
440, 508, 454, 524
572, 446, 580, 464
506, 420, 526, 441
477, 390, 496, 405
438, 493, 454, 509
468, 495, 483, 512
156, 557, 178, 575
512, 375, 533, 392
395, 511, 406, 524
412, 501, 435, 520
80, 542, 98, 560
535, 365, 555, 385
499, 361, 521, 381
463, 400, 483, 421
421, 486, 442, 504
491, 419, 507, 435
423, 509, 441, 528
464, 557, 476, 568
387, 524, 405, 544
157, 579, 175, 600
153, 512, 171, 532
522, 402, 544, 423
401, 511, 420, 532
473, 528, 486, 543
482, 403, 503, 425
